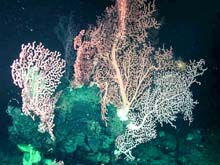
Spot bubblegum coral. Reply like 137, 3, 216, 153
73, 0, 206, 160
73, 0, 175, 121
11, 42, 66, 140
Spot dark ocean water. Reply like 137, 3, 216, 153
0, 0, 220, 164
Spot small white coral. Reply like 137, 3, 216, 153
115, 59, 206, 160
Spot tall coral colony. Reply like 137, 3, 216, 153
11, 0, 206, 161
73, 0, 207, 160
